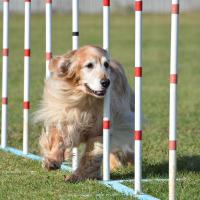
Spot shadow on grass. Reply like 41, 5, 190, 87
143, 155, 200, 177
111, 155, 200, 180
111, 166, 134, 180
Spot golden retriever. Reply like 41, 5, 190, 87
34, 45, 134, 182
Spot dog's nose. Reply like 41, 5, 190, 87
100, 79, 110, 88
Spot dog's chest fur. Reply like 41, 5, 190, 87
65, 98, 103, 142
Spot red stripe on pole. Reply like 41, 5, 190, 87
170, 74, 178, 84
172, 4, 179, 14
169, 140, 176, 150
103, 120, 110, 129
46, 52, 52, 60
3, 0, 9, 2
135, 67, 142, 77
134, 130, 142, 140
103, 0, 110, 6
2, 97, 8, 105
24, 49, 31, 57
135, 1, 142, 11
2, 48, 9, 56
24, 0, 31, 2
23, 101, 30, 109
46, 0, 52, 3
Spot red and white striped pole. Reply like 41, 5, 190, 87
103, 0, 110, 181
45, 0, 52, 78
134, 0, 143, 194
1, 0, 9, 148
23, 0, 31, 154
72, 0, 79, 172
169, 0, 179, 199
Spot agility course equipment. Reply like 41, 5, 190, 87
169, 0, 179, 199
0, 0, 180, 199
23, 0, 31, 155
71, 0, 79, 172
134, 0, 143, 194
1, 0, 9, 149
102, 0, 111, 181
45, 0, 52, 78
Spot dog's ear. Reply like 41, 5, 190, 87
49, 50, 76, 77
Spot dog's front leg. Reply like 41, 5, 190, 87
40, 127, 65, 170
65, 136, 103, 183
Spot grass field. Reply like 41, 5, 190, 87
0, 11, 200, 200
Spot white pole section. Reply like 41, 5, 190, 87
72, 0, 79, 172
169, 1, 179, 200
45, 0, 52, 78
103, 0, 110, 181
1, 0, 9, 148
72, 0, 79, 50
23, 0, 31, 154
134, 0, 143, 194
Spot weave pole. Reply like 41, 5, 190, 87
45, 0, 52, 78
72, 0, 79, 172
134, 0, 143, 194
1, 0, 9, 148
23, 0, 31, 154
169, 0, 179, 199
103, 0, 110, 181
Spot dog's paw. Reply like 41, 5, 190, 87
64, 173, 101, 183
64, 174, 84, 183
42, 158, 61, 170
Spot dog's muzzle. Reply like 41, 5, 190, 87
100, 79, 110, 89
85, 83, 107, 97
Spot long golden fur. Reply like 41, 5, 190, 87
34, 45, 134, 182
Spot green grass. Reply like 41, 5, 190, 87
0, 11, 200, 199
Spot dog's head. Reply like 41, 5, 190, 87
49, 45, 111, 98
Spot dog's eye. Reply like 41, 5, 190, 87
86, 63, 94, 69
104, 61, 109, 69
